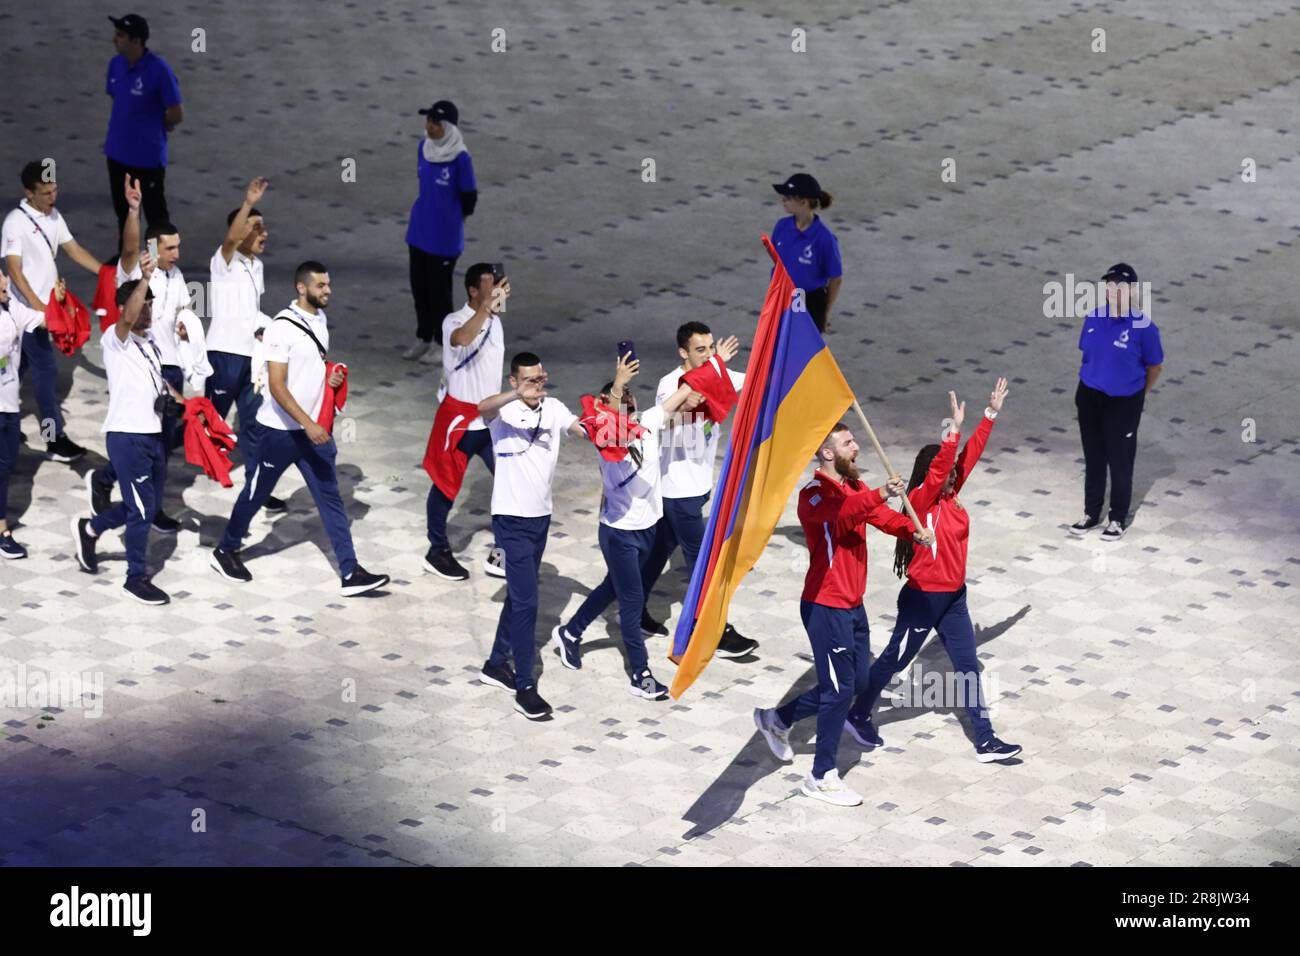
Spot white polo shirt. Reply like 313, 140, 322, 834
442, 304, 504, 431
656, 365, 746, 499
1, 200, 73, 307
101, 328, 164, 434
207, 246, 264, 357
256, 303, 329, 431
599, 405, 667, 531
116, 261, 187, 367
0, 304, 23, 414
488, 397, 578, 518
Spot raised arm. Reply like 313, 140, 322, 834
114, 251, 155, 344
953, 377, 1006, 494
221, 177, 268, 265
119, 175, 142, 274
909, 390, 964, 513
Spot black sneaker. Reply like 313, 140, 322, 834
341, 566, 390, 597
1099, 519, 1127, 542
640, 609, 669, 638
1068, 514, 1102, 537
843, 712, 884, 749
86, 470, 112, 517
423, 547, 469, 581
0, 531, 27, 559
551, 624, 582, 670
124, 575, 170, 606
45, 434, 86, 463
479, 660, 516, 692
628, 669, 669, 701
71, 516, 98, 573
715, 623, 758, 659
151, 510, 181, 534
209, 547, 252, 582
975, 736, 1023, 763
263, 494, 287, 514
514, 684, 553, 720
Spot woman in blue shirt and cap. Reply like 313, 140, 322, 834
1071, 263, 1163, 542
404, 100, 478, 363
771, 173, 843, 333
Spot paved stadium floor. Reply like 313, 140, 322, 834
1, 0, 1297, 866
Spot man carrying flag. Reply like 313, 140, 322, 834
752, 418, 936, 808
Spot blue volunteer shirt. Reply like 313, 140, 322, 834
405, 144, 477, 257
103, 51, 183, 168
771, 214, 842, 292
1078, 306, 1164, 397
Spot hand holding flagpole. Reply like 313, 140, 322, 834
850, 398, 924, 531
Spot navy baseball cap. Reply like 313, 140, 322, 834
108, 14, 149, 41
418, 100, 459, 126
772, 173, 822, 199
1101, 262, 1138, 284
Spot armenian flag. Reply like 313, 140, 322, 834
669, 236, 857, 698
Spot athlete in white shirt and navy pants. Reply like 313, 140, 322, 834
477, 352, 585, 720
423, 263, 506, 581
71, 252, 184, 604
205, 177, 284, 513
642, 321, 759, 658
209, 262, 389, 597
1, 162, 106, 463
552, 353, 700, 700
88, 174, 204, 533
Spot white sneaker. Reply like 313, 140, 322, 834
1099, 519, 1127, 542
402, 339, 430, 361
753, 708, 794, 761
419, 344, 442, 365
483, 547, 506, 578
800, 769, 863, 807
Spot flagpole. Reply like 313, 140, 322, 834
851, 399, 924, 531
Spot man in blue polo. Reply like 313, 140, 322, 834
1070, 262, 1163, 542
104, 14, 184, 245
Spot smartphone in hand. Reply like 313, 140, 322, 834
618, 340, 636, 364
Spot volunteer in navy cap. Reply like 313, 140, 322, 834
403, 99, 478, 364
771, 173, 843, 333
1070, 263, 1163, 542
105, 14, 184, 245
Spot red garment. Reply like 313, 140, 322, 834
93, 264, 120, 332
798, 472, 914, 608
678, 355, 738, 422
906, 416, 994, 592
182, 396, 237, 487
577, 394, 647, 463
422, 394, 481, 500
317, 362, 349, 432
44, 292, 91, 356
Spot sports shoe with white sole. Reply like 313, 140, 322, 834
843, 712, 883, 749
514, 684, 553, 720
753, 707, 793, 761
478, 660, 515, 692
483, 546, 506, 578
72, 516, 98, 574
975, 736, 1023, 763
1099, 519, 1127, 542
1068, 514, 1102, 536
552, 624, 582, 670
341, 567, 390, 596
124, 575, 170, 606
800, 769, 863, 807
628, 669, 669, 700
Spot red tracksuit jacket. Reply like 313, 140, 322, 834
905, 415, 995, 592
798, 472, 915, 608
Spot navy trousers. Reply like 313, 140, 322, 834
565, 523, 657, 675
93, 365, 185, 491
218, 429, 358, 578
850, 585, 994, 745
488, 514, 550, 690
90, 431, 166, 580
425, 427, 494, 550
642, 491, 709, 594
776, 602, 871, 779
205, 350, 265, 463
20, 328, 64, 439
0, 411, 20, 520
